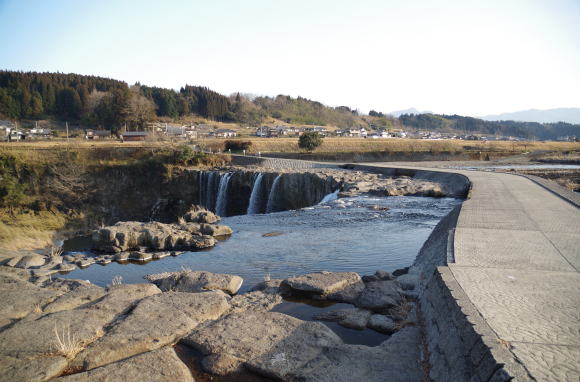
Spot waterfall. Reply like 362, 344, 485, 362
205, 172, 216, 210
266, 174, 282, 213
319, 189, 339, 204
215, 173, 233, 216
247, 173, 264, 215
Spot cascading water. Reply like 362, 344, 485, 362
205, 172, 216, 211
215, 173, 233, 216
265, 174, 282, 213
319, 189, 340, 204
247, 173, 265, 215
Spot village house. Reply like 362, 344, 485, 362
30, 128, 52, 138
121, 131, 149, 141
213, 128, 237, 138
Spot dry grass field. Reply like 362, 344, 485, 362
197, 137, 579, 154
2, 138, 578, 158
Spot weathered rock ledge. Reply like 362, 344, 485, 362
0, 266, 424, 382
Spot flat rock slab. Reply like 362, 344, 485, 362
282, 272, 362, 295
229, 290, 283, 314
0, 286, 61, 328
182, 311, 342, 380
71, 291, 230, 370
57, 347, 193, 382
42, 284, 106, 314
291, 327, 423, 382
0, 308, 113, 357
145, 270, 243, 294
84, 283, 161, 314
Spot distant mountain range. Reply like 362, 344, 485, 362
479, 108, 580, 124
388, 108, 432, 117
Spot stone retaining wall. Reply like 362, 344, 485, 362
230, 154, 337, 169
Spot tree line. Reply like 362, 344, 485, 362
0, 71, 578, 139
398, 113, 579, 140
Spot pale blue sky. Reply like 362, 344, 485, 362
1, 0, 579, 116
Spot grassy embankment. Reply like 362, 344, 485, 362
0, 143, 228, 251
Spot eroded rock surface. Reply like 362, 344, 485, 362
71, 291, 230, 370
290, 327, 423, 382
182, 311, 343, 380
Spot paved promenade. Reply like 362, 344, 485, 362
368, 164, 579, 381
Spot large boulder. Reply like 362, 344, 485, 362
145, 270, 243, 295
353, 279, 404, 311
181, 311, 343, 380
90, 221, 224, 253
58, 347, 194, 382
281, 272, 362, 296
70, 291, 230, 371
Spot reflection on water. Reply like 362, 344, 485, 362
271, 297, 390, 346
60, 196, 461, 292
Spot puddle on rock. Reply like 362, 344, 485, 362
271, 296, 389, 347
174, 344, 274, 382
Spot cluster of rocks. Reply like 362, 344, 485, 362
0, 265, 422, 382
0, 207, 233, 278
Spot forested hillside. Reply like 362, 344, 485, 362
399, 114, 579, 140
0, 70, 578, 139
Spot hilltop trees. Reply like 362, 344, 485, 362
124, 86, 156, 129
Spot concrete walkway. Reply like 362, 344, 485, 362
368, 164, 579, 381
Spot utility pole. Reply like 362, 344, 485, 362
66, 122, 69, 142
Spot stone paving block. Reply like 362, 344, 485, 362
457, 207, 539, 231
525, 207, 580, 234
454, 227, 574, 271
510, 342, 580, 382
543, 232, 580, 271
449, 266, 580, 346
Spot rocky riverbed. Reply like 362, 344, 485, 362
0, 265, 424, 382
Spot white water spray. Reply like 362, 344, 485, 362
247, 173, 264, 215
265, 174, 282, 213
319, 189, 340, 204
215, 173, 233, 216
